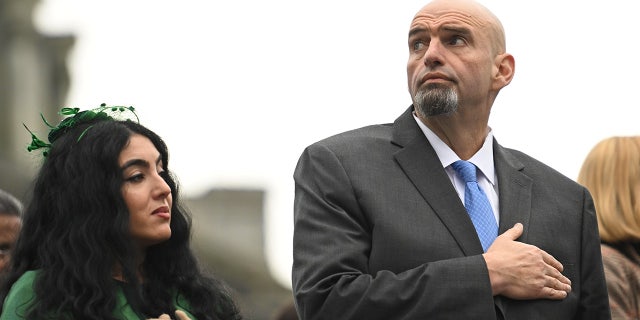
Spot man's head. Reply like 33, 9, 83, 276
0, 189, 22, 273
407, 0, 514, 120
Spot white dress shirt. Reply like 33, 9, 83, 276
413, 113, 500, 223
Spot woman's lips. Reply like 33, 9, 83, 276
152, 206, 171, 219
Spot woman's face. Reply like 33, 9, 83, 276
119, 134, 172, 249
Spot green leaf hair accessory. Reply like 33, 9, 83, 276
23, 124, 52, 157
24, 103, 139, 157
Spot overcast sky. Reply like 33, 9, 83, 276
35, 0, 640, 289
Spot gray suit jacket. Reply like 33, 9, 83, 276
292, 106, 610, 319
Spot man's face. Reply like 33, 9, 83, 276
406, 0, 498, 117
0, 214, 21, 273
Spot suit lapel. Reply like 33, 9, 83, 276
392, 107, 484, 255
493, 142, 532, 241
493, 142, 533, 316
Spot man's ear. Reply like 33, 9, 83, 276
492, 53, 515, 90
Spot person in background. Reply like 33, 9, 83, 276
0, 189, 22, 275
578, 136, 640, 319
292, 0, 610, 318
0, 105, 242, 320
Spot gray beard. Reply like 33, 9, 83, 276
413, 85, 459, 117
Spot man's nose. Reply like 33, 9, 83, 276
423, 39, 445, 68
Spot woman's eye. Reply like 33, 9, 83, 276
126, 174, 144, 183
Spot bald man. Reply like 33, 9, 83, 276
292, 0, 610, 319
0, 189, 22, 275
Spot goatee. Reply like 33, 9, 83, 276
413, 84, 458, 117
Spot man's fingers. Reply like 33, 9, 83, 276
499, 223, 523, 240
542, 286, 569, 300
545, 264, 571, 286
541, 250, 565, 272
547, 274, 572, 293
541, 251, 572, 292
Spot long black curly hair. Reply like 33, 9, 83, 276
0, 115, 241, 320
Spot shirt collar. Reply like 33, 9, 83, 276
412, 113, 496, 185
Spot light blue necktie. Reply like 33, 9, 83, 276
451, 160, 498, 252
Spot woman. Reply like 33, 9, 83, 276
577, 136, 640, 319
0, 105, 241, 320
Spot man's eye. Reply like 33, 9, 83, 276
413, 41, 426, 51
448, 36, 465, 46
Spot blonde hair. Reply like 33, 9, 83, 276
577, 136, 640, 243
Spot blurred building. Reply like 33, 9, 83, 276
188, 189, 295, 319
0, 0, 73, 200
0, 1, 294, 319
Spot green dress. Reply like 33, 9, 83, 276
0, 270, 197, 320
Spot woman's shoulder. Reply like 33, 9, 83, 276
0, 270, 40, 319
5, 270, 39, 297
173, 291, 196, 319
13, 270, 38, 282
601, 243, 640, 277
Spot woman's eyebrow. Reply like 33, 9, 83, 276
121, 159, 150, 171
121, 154, 162, 171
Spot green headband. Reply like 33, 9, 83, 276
24, 103, 139, 157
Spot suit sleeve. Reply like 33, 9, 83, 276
577, 189, 611, 320
292, 144, 496, 320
